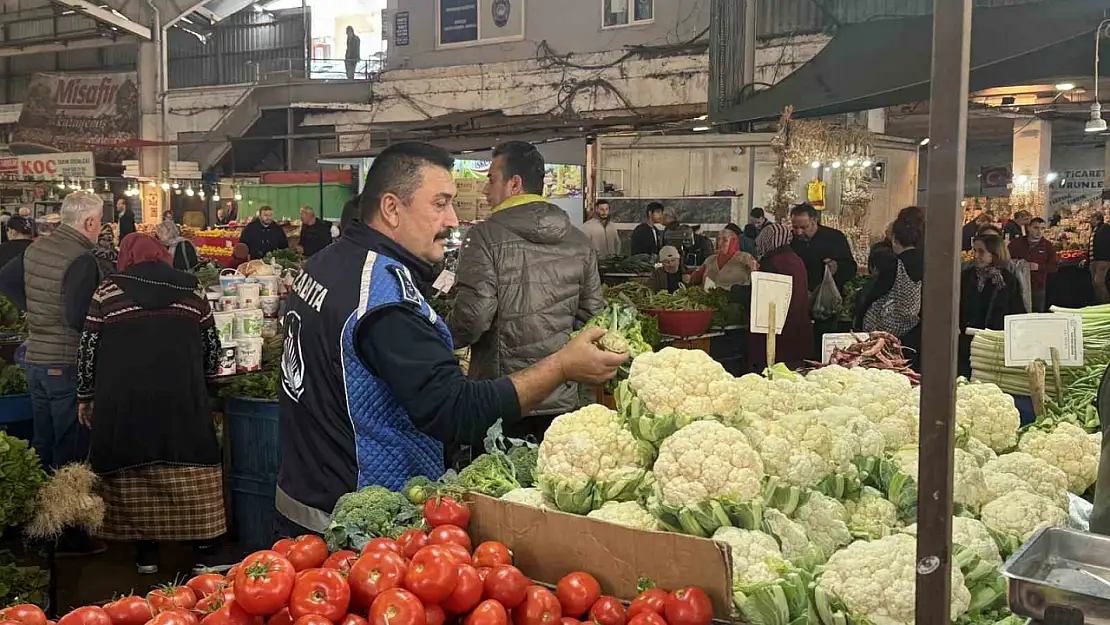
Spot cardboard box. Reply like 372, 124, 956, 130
465, 494, 734, 619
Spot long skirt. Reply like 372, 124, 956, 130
96, 464, 227, 542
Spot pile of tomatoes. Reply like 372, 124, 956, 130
0, 498, 714, 625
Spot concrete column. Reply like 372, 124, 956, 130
1012, 118, 1052, 197
137, 39, 165, 178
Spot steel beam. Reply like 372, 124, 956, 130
915, 0, 972, 622
47, 0, 152, 40
0, 34, 135, 57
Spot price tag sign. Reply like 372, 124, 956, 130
432, 270, 456, 294
821, 332, 869, 363
750, 271, 792, 335
1003, 313, 1084, 367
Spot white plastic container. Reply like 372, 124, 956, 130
257, 276, 280, 297
217, 342, 238, 376
212, 312, 236, 343
219, 295, 238, 312
235, 338, 264, 373
234, 309, 264, 338
219, 269, 245, 296
259, 295, 280, 318
261, 318, 280, 339
238, 282, 261, 310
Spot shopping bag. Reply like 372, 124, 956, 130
811, 265, 843, 321
1011, 259, 1032, 313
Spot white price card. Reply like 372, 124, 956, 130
821, 332, 869, 363
749, 271, 793, 335
432, 270, 456, 294
704, 276, 717, 290
1003, 313, 1084, 367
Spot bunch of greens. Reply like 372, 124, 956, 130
838, 275, 868, 323
192, 261, 223, 290
0, 363, 27, 396
0, 294, 24, 333
0, 433, 47, 532
217, 370, 279, 400
325, 485, 422, 551
684, 287, 746, 328
264, 249, 304, 271
603, 282, 653, 309
642, 289, 711, 311
451, 421, 538, 497
598, 254, 657, 275
0, 552, 48, 608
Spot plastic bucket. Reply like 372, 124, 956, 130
234, 309, 264, 338
219, 295, 238, 312
236, 338, 264, 373
644, 309, 715, 337
219, 270, 245, 296
257, 276, 280, 298
213, 312, 236, 343
238, 282, 261, 310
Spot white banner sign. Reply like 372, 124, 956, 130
16, 152, 95, 180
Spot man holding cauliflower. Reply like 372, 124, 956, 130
276, 142, 627, 537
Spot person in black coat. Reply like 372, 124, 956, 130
116, 199, 136, 241
629, 202, 664, 257
958, 233, 1026, 377
239, 205, 289, 259
0, 216, 33, 270
298, 206, 334, 257
856, 207, 925, 369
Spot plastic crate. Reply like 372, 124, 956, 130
229, 474, 277, 550
224, 397, 281, 480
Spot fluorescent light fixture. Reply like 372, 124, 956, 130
692, 126, 710, 132
1056, 82, 1077, 91
919, 137, 930, 146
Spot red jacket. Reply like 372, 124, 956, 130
748, 247, 814, 370
1008, 236, 1057, 291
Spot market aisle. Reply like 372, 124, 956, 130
53, 542, 199, 612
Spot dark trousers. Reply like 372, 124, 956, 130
26, 364, 86, 469
345, 59, 358, 79
273, 513, 315, 542
1032, 288, 1047, 313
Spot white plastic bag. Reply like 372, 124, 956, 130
810, 265, 843, 321
1069, 492, 1093, 531
1010, 259, 1033, 313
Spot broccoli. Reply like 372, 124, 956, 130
324, 485, 420, 551
457, 453, 520, 498
507, 446, 538, 488
402, 475, 437, 506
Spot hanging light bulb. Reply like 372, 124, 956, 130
147, 180, 157, 188
185, 184, 195, 197
212, 191, 221, 202
199, 189, 207, 199
862, 159, 873, 167
175, 188, 182, 195
810, 161, 821, 169
172, 181, 180, 190
234, 189, 243, 201
832, 161, 842, 169
161, 181, 170, 191
57, 179, 66, 190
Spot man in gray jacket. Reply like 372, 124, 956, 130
450, 142, 605, 439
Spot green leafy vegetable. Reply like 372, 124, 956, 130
507, 446, 538, 488
0, 433, 47, 532
325, 485, 421, 551
0, 551, 49, 608
0, 363, 27, 396
264, 249, 304, 271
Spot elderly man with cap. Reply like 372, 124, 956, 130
649, 246, 684, 293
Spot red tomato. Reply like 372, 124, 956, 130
440, 543, 472, 565
322, 551, 358, 574
337, 617, 367, 625
197, 587, 237, 616
292, 617, 331, 625
463, 601, 507, 625
361, 539, 403, 557
234, 550, 297, 616
187, 575, 227, 600
368, 589, 425, 625
422, 607, 444, 625
225, 565, 241, 584
148, 587, 199, 614
426, 525, 472, 552
588, 597, 626, 625
348, 549, 408, 609
476, 567, 492, 583
404, 547, 459, 604
265, 611, 292, 625
440, 564, 483, 614
272, 540, 295, 556
423, 497, 470, 529
627, 590, 667, 619
560, 620, 582, 625
288, 568, 351, 623
286, 536, 329, 572
554, 573, 601, 619
396, 530, 428, 560
59, 607, 113, 625
472, 542, 512, 568
513, 586, 562, 625
483, 566, 530, 610
1, 604, 48, 625
148, 610, 200, 625
104, 597, 153, 625
626, 615, 665, 625
663, 588, 711, 625
199, 602, 255, 625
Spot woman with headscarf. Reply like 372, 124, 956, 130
76, 235, 226, 575
649, 245, 685, 293
156, 218, 199, 271
95, 223, 119, 265
686, 228, 757, 290
748, 223, 814, 371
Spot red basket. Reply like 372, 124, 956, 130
644, 309, 715, 338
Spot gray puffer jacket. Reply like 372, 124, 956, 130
450, 200, 605, 417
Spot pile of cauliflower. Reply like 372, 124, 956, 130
503, 351, 1103, 625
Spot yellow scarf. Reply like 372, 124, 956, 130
492, 193, 545, 213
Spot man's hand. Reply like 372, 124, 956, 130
78, 402, 93, 429
1029, 262, 1039, 271
557, 327, 629, 384
823, 259, 838, 275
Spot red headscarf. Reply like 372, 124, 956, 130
118, 234, 171, 271
716, 230, 740, 269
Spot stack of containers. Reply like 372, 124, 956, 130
210, 268, 277, 375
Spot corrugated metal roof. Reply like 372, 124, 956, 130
757, 0, 1054, 36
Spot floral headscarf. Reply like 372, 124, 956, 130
755, 222, 793, 259
94, 223, 118, 264
156, 220, 185, 246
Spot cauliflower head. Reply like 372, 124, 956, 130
732, 374, 826, 423
956, 381, 1020, 453
905, 516, 1001, 566
891, 446, 987, 510
980, 490, 1066, 545
817, 534, 971, 625
500, 487, 549, 508
760, 507, 821, 568
960, 434, 997, 467
620, 348, 738, 443
844, 486, 900, 539
805, 367, 919, 451
649, 420, 765, 536
712, 527, 786, 586
981, 452, 1069, 510
1018, 422, 1099, 494
586, 501, 661, 531
536, 404, 654, 514
791, 492, 851, 562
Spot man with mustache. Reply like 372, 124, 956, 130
450, 141, 606, 440
275, 142, 625, 536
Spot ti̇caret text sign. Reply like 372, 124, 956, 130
16, 152, 95, 180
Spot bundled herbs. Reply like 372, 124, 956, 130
0, 294, 24, 334
603, 282, 654, 309
0, 433, 47, 533
683, 287, 746, 328
838, 275, 868, 323
0, 552, 49, 608
192, 261, 223, 290
0, 362, 27, 396
264, 249, 304, 271
806, 331, 919, 384
598, 254, 657, 275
